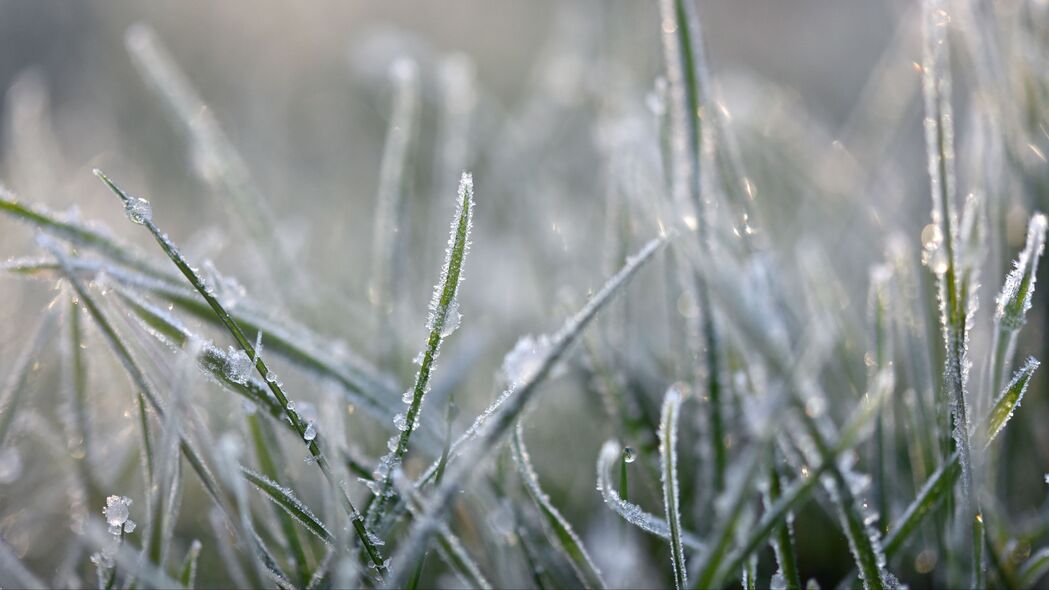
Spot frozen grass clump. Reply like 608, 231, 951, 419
2, 2, 1049, 589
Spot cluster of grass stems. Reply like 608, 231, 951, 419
2, 0, 1049, 588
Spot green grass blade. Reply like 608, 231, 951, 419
370, 171, 474, 523
512, 422, 606, 590
986, 358, 1039, 446
93, 169, 387, 575
178, 540, 201, 589
658, 387, 688, 589
658, 0, 726, 494
240, 466, 335, 545
1019, 547, 1049, 588
0, 187, 170, 281
388, 235, 667, 587
767, 461, 802, 590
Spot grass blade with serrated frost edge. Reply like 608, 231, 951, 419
370, 171, 473, 525
388, 235, 667, 587
658, 0, 726, 495
922, 0, 978, 544
658, 387, 688, 590
179, 540, 202, 589
0, 306, 57, 445
985, 358, 1039, 446
92, 170, 388, 576
241, 466, 335, 545
990, 214, 1046, 397
595, 440, 705, 550
512, 422, 606, 590
370, 58, 419, 367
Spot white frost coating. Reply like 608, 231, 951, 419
223, 346, 252, 385
996, 213, 1047, 328
595, 441, 705, 551
440, 299, 462, 337
986, 357, 1039, 445
658, 387, 688, 589
241, 467, 334, 545
503, 334, 552, 388
104, 495, 133, 528
512, 423, 606, 589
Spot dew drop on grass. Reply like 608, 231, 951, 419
303, 422, 317, 442
224, 346, 251, 384
287, 400, 297, 412
103, 495, 132, 528
123, 196, 152, 225
623, 447, 636, 463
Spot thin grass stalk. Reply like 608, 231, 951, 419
93, 170, 388, 575
370, 59, 419, 367
658, 0, 727, 494
388, 236, 666, 587
369, 171, 473, 525
178, 541, 201, 589
767, 459, 802, 590
658, 387, 687, 589
511, 422, 606, 590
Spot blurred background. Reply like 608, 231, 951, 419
2, 0, 1048, 588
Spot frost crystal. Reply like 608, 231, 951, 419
123, 519, 137, 533
123, 196, 152, 225
103, 495, 133, 527
303, 422, 317, 442
440, 299, 462, 337
223, 346, 251, 384
503, 334, 552, 387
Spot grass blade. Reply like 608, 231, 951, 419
370, 171, 474, 524
1019, 547, 1049, 588
240, 466, 335, 545
595, 440, 705, 550
986, 358, 1039, 446
658, 386, 688, 589
512, 421, 606, 590
370, 58, 420, 366
767, 460, 802, 590
178, 540, 201, 589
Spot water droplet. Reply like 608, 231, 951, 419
303, 422, 317, 442
622, 447, 636, 463
123, 197, 152, 225
287, 400, 297, 412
